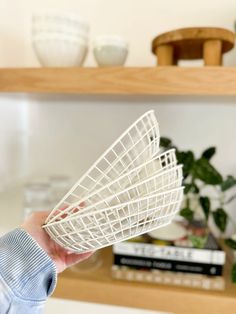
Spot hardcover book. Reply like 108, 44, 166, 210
112, 220, 226, 276
111, 265, 225, 291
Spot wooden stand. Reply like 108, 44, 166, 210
152, 27, 235, 66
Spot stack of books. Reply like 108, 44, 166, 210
112, 221, 226, 291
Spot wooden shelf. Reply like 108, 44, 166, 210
53, 247, 236, 314
1, 67, 236, 95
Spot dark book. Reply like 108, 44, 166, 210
114, 254, 223, 276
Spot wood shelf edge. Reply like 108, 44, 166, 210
0, 67, 236, 95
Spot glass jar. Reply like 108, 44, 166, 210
70, 251, 103, 272
49, 175, 71, 205
23, 182, 51, 218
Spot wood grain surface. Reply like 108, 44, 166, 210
1, 67, 236, 95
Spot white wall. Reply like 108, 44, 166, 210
0, 1, 236, 227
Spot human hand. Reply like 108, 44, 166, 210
21, 211, 93, 273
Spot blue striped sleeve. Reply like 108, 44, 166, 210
0, 228, 57, 304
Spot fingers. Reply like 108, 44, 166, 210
22, 211, 51, 227
50, 204, 83, 221
66, 251, 94, 267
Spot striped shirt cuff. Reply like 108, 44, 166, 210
0, 228, 57, 302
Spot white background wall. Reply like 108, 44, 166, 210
0, 1, 236, 312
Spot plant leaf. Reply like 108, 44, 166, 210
180, 207, 194, 221
191, 183, 200, 194
176, 151, 194, 178
184, 183, 199, 194
189, 235, 207, 249
221, 175, 236, 192
213, 208, 228, 232
199, 196, 211, 220
192, 158, 223, 185
202, 147, 216, 161
184, 183, 192, 194
232, 263, 236, 283
225, 238, 236, 250
160, 137, 172, 148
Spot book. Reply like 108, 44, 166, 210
111, 265, 225, 291
114, 254, 223, 276
112, 221, 226, 276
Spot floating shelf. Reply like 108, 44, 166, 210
53, 247, 236, 314
1, 67, 236, 95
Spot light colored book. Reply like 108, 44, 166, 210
111, 265, 225, 291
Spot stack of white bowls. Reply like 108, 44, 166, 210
32, 11, 89, 67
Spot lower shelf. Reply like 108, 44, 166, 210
53, 247, 236, 314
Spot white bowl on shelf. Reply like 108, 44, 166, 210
32, 34, 88, 67
32, 20, 89, 36
32, 10, 90, 34
32, 28, 89, 42
93, 35, 128, 67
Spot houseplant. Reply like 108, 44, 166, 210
160, 136, 236, 282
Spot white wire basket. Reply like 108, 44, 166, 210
47, 148, 178, 224
46, 110, 159, 224
44, 110, 183, 252
44, 187, 184, 253
47, 163, 182, 225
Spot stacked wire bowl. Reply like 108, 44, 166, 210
44, 111, 183, 253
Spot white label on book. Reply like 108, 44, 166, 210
113, 242, 225, 265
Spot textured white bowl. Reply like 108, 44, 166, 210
33, 33, 88, 46
32, 20, 89, 35
32, 29, 89, 42
33, 35, 88, 67
33, 11, 90, 34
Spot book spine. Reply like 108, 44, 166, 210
111, 265, 225, 291
113, 242, 225, 265
114, 254, 223, 276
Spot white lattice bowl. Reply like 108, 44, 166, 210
44, 187, 184, 252
45, 164, 183, 232
46, 149, 179, 224
45, 111, 160, 223
43, 111, 183, 252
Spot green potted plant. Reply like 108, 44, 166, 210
160, 136, 236, 282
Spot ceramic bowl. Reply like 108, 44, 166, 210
32, 28, 89, 42
93, 35, 128, 67
32, 34, 88, 67
32, 10, 90, 34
